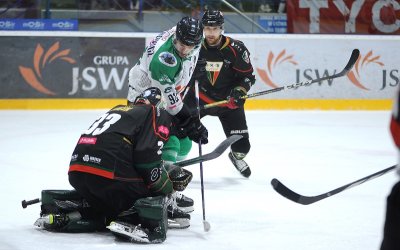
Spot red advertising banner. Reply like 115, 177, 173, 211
287, 0, 400, 34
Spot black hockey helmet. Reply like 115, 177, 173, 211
175, 16, 202, 46
202, 10, 224, 27
134, 87, 162, 107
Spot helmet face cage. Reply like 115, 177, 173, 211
202, 10, 224, 27
135, 87, 162, 107
175, 16, 203, 46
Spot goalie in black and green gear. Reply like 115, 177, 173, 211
33, 87, 193, 244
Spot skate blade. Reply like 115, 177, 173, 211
176, 206, 194, 213
107, 222, 150, 243
168, 218, 190, 229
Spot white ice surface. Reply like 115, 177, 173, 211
0, 110, 397, 250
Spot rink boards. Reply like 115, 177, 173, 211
0, 98, 391, 110
0, 31, 397, 110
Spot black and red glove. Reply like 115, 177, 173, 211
227, 87, 247, 109
186, 120, 208, 144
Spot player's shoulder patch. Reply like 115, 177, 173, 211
158, 52, 177, 67
242, 50, 250, 64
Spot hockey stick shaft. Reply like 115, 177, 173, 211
271, 164, 396, 205
195, 80, 211, 231
203, 49, 360, 109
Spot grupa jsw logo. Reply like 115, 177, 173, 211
19, 41, 130, 96
257, 49, 397, 91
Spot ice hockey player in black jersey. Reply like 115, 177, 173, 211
184, 10, 256, 177
34, 87, 194, 244
380, 86, 400, 250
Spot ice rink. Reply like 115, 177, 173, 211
0, 109, 397, 250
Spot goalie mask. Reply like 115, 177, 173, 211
134, 87, 162, 107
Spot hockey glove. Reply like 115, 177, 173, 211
227, 87, 247, 109
186, 120, 208, 144
192, 58, 207, 80
169, 168, 193, 192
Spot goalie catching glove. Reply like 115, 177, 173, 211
227, 86, 247, 109
165, 164, 193, 191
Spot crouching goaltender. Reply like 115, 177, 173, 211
33, 87, 199, 244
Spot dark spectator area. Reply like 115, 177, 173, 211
0, 0, 287, 33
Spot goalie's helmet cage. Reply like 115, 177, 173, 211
175, 16, 202, 46
202, 10, 224, 27
134, 87, 162, 107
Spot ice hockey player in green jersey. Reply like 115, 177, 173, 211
127, 16, 208, 215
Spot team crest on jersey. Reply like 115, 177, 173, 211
206, 61, 223, 86
159, 52, 177, 67
158, 125, 170, 137
242, 50, 250, 64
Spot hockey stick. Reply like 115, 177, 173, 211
271, 164, 397, 205
195, 80, 211, 232
202, 48, 360, 109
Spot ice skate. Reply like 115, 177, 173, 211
229, 151, 251, 178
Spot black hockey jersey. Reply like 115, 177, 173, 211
69, 104, 173, 195
196, 35, 256, 103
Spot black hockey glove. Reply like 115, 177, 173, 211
175, 105, 208, 144
186, 120, 208, 144
227, 87, 247, 109
192, 58, 207, 80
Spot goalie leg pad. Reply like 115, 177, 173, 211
36, 189, 106, 233
133, 196, 169, 243
41, 189, 84, 213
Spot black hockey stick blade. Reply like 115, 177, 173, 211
308, 48, 360, 84
271, 164, 396, 205
175, 135, 243, 167
342, 49, 360, 73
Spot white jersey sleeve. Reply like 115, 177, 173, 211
127, 27, 201, 116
